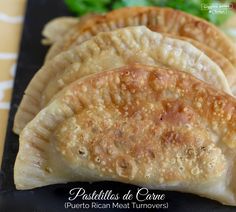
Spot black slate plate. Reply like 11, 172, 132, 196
0, 0, 235, 211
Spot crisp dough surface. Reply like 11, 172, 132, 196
14, 64, 236, 206
45, 6, 236, 69
13, 26, 231, 134
165, 34, 236, 94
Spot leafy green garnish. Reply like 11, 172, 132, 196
64, 0, 234, 25
64, 0, 110, 14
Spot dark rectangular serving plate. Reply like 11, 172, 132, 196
0, 0, 235, 211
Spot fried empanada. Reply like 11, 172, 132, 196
14, 64, 236, 206
13, 26, 231, 134
45, 7, 236, 69
42, 14, 100, 45
42, 17, 79, 45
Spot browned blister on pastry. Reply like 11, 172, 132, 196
45, 6, 236, 69
14, 64, 236, 206
13, 26, 231, 135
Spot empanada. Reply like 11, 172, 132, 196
14, 26, 231, 134
42, 14, 99, 45
14, 64, 236, 206
42, 17, 79, 45
45, 6, 236, 69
